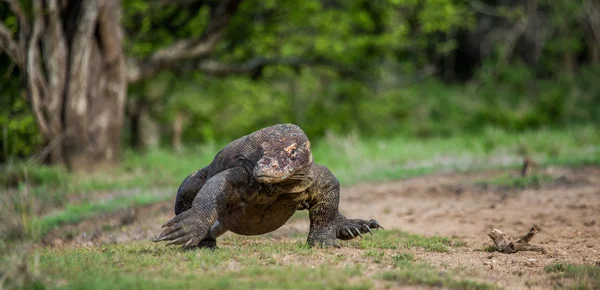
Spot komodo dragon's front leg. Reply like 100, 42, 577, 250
172, 167, 226, 248
306, 165, 383, 247
154, 168, 246, 248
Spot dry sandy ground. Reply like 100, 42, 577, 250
45, 166, 600, 289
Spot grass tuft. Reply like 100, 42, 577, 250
355, 229, 465, 253
545, 262, 600, 289
391, 252, 414, 266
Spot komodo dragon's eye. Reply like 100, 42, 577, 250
284, 143, 298, 158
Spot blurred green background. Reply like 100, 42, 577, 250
2, 0, 599, 162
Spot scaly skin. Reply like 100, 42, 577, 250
154, 124, 382, 248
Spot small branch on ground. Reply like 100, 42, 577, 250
487, 224, 546, 254
520, 157, 538, 177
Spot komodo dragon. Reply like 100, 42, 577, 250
154, 124, 382, 248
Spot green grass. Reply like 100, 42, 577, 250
0, 230, 487, 290
20, 230, 478, 290
545, 262, 600, 289
382, 248, 495, 289
315, 125, 600, 184
353, 229, 466, 253
28, 241, 371, 290
391, 252, 415, 264
364, 249, 385, 263
379, 243, 495, 289
381, 263, 496, 290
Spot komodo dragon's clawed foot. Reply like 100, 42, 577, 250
153, 209, 209, 248
337, 219, 383, 240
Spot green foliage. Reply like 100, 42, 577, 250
224, 0, 468, 67
0, 61, 43, 162
121, 0, 478, 143
133, 64, 600, 145
0, 98, 43, 161
122, 0, 210, 58
129, 0, 597, 144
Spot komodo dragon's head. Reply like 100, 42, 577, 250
253, 124, 313, 184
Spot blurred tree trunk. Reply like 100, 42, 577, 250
591, 45, 600, 65
127, 98, 159, 151
139, 110, 160, 150
0, 0, 126, 171
1, 0, 243, 171
172, 111, 185, 153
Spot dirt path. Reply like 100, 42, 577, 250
44, 166, 600, 289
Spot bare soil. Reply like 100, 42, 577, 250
44, 166, 600, 289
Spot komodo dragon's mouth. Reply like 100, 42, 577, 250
254, 174, 290, 184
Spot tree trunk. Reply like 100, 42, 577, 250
139, 108, 160, 150
18, 0, 126, 171
1, 0, 243, 171
128, 97, 160, 151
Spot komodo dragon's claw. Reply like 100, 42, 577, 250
369, 219, 384, 230
353, 227, 363, 238
337, 219, 383, 240
346, 228, 354, 238
362, 225, 374, 235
